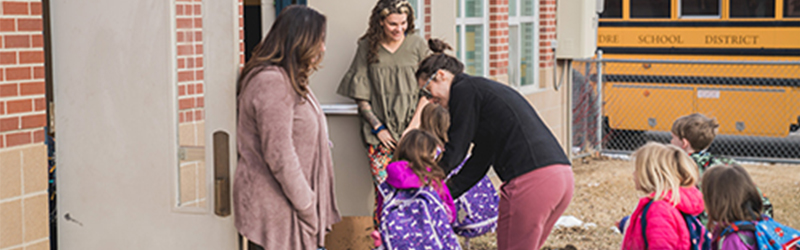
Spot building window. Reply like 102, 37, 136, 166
681, 0, 720, 18
275, 0, 306, 16
408, 0, 424, 37
508, 0, 538, 90
785, 0, 800, 17
600, 0, 622, 18
630, 0, 671, 18
730, 0, 774, 18
456, 0, 487, 76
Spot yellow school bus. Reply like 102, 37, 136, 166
597, 0, 800, 137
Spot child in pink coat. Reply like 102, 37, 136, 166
371, 129, 456, 248
621, 142, 706, 250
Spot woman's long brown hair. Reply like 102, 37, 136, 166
393, 129, 446, 186
236, 5, 326, 98
361, 0, 415, 64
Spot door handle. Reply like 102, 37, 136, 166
213, 131, 231, 217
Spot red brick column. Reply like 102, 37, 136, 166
424, 0, 431, 40
0, 0, 46, 149
539, 0, 556, 69
176, 0, 204, 125
0, 1, 50, 249
488, 0, 509, 83
238, 0, 244, 67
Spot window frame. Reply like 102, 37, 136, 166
508, 0, 541, 93
456, 0, 489, 77
408, 0, 425, 38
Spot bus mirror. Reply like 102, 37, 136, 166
596, 0, 604, 14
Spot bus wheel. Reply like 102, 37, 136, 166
602, 117, 646, 151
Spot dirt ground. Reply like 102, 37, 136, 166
462, 156, 800, 250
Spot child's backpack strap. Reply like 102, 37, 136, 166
682, 212, 712, 250
718, 221, 757, 250
641, 200, 711, 250
641, 200, 654, 250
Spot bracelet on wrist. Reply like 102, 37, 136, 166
371, 124, 386, 135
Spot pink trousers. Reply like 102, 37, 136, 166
497, 164, 574, 250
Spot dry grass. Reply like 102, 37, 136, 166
463, 157, 800, 250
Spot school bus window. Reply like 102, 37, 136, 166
681, 0, 720, 16
600, 0, 622, 18
786, 0, 800, 17
630, 0, 671, 18
730, 0, 774, 18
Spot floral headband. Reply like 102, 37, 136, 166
380, 0, 412, 17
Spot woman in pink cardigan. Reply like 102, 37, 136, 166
234, 5, 340, 250
622, 143, 705, 250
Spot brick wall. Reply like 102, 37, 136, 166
238, 0, 244, 68
176, 0, 204, 126
0, 0, 49, 249
488, 0, 509, 83
538, 0, 555, 69
0, 0, 45, 149
424, 0, 431, 40
176, 0, 207, 207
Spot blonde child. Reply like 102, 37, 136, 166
621, 142, 707, 250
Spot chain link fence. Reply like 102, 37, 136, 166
571, 55, 800, 163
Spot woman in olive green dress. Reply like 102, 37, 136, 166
336, 0, 430, 210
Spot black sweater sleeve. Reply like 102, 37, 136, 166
439, 77, 492, 199
446, 141, 493, 199
438, 79, 479, 173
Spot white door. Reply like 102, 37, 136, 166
53, 0, 239, 249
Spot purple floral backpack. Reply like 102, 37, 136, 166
376, 182, 462, 250
447, 155, 499, 238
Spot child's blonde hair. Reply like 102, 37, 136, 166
393, 129, 446, 186
701, 163, 762, 226
632, 142, 699, 206
671, 113, 719, 152
419, 103, 450, 143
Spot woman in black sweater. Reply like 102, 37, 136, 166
416, 39, 574, 250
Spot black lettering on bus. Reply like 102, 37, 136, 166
705, 35, 760, 45
599, 35, 618, 43
638, 35, 683, 44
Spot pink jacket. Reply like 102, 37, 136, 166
621, 187, 705, 250
378, 161, 456, 223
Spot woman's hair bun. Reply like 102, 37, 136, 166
428, 39, 452, 53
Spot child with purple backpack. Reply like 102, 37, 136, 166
420, 103, 499, 239
374, 129, 459, 250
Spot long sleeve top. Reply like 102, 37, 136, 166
234, 66, 341, 249
440, 73, 571, 198
621, 187, 706, 250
